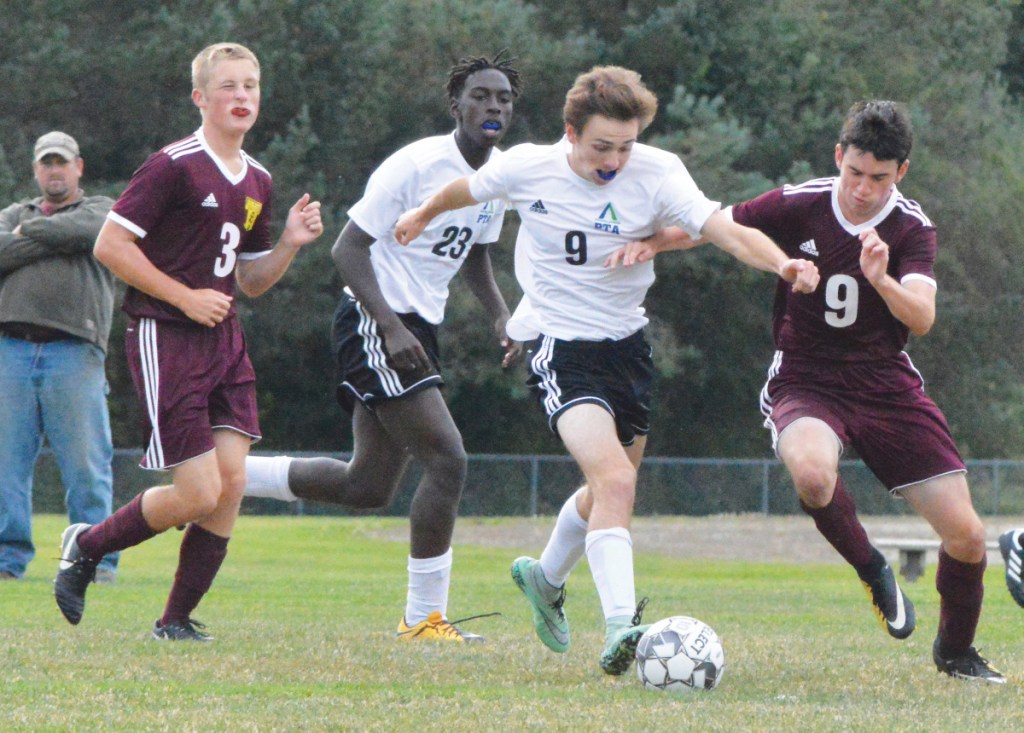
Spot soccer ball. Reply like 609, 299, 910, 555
635, 616, 725, 692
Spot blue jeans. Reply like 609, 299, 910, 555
0, 335, 118, 577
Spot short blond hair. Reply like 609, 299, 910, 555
191, 42, 260, 92
563, 66, 658, 134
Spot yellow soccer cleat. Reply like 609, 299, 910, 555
396, 611, 485, 642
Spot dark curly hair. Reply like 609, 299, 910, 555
445, 49, 523, 102
839, 100, 913, 164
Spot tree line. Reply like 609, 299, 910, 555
3, 0, 1023, 458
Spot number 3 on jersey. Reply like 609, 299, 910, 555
824, 274, 859, 328
214, 222, 241, 278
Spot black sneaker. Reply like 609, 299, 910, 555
998, 530, 1024, 608
54, 523, 98, 625
859, 554, 915, 640
152, 618, 214, 642
932, 637, 1006, 684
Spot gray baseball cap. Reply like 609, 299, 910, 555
34, 131, 80, 162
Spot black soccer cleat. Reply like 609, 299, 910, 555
932, 637, 1006, 684
859, 554, 915, 640
152, 618, 215, 642
54, 523, 99, 625
998, 529, 1024, 609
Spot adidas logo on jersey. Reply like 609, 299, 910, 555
529, 200, 548, 214
799, 239, 819, 256
202, 193, 219, 208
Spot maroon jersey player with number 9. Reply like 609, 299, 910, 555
611, 101, 1004, 683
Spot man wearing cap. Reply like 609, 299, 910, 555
0, 131, 119, 581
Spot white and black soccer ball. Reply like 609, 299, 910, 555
635, 616, 725, 693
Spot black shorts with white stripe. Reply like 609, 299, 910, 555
525, 329, 654, 446
331, 294, 444, 413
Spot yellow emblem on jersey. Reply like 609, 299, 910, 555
243, 197, 263, 231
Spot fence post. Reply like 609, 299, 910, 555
761, 461, 771, 515
530, 457, 539, 517
992, 461, 1001, 516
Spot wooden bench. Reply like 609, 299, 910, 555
876, 538, 999, 582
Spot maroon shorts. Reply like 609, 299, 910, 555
760, 350, 965, 491
126, 316, 261, 469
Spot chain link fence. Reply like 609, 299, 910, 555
26, 449, 1024, 518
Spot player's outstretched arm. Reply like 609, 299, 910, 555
700, 209, 820, 293
94, 218, 232, 327
394, 177, 478, 245
859, 227, 935, 335
236, 193, 323, 297
604, 226, 707, 268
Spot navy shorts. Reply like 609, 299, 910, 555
526, 330, 654, 446
332, 294, 443, 413
126, 316, 260, 469
760, 350, 965, 491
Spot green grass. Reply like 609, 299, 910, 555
1, 515, 1020, 732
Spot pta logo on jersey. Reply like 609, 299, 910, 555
593, 203, 620, 234
476, 200, 497, 225
244, 196, 263, 231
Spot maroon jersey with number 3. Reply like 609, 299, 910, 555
108, 128, 274, 323
731, 176, 936, 362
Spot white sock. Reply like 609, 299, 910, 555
244, 456, 296, 501
539, 488, 589, 587
405, 548, 453, 625
585, 527, 636, 621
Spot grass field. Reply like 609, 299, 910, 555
1, 514, 1020, 732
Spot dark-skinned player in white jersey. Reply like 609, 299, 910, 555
53, 43, 324, 641
608, 100, 1005, 683
243, 52, 522, 642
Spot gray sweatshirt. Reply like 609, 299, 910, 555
0, 193, 115, 352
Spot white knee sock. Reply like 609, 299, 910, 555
539, 488, 589, 587
585, 527, 636, 621
405, 547, 453, 624
244, 456, 296, 501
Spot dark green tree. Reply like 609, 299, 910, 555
3, 0, 1024, 457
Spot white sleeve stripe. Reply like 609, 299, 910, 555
107, 210, 147, 239
238, 250, 272, 260
901, 272, 936, 288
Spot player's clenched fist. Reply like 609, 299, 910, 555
394, 207, 429, 245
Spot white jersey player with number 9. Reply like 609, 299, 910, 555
396, 65, 818, 674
